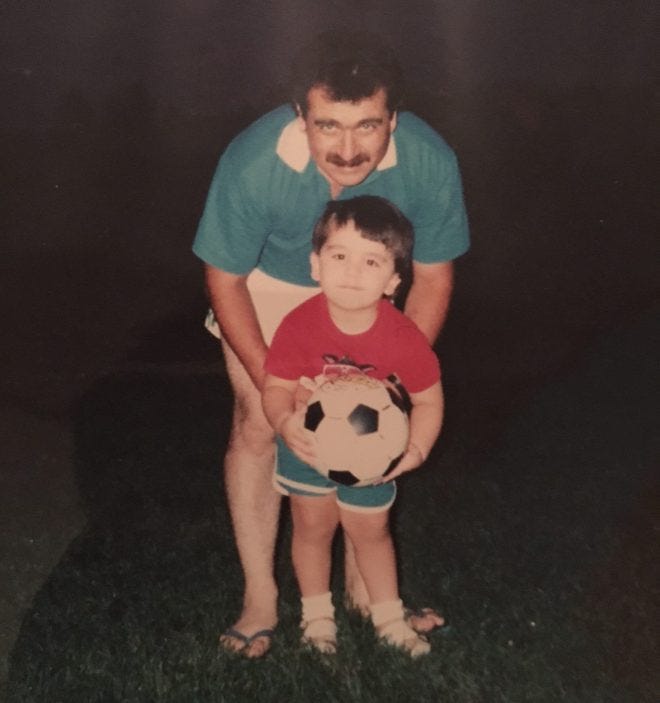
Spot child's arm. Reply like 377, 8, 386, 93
262, 373, 318, 466
379, 380, 444, 482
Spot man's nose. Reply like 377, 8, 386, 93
337, 129, 357, 160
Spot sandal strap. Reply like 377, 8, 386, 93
301, 616, 337, 654
376, 617, 431, 657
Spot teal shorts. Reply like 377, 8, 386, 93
274, 438, 396, 513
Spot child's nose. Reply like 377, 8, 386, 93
345, 259, 362, 280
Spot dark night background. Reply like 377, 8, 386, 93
1, 0, 658, 691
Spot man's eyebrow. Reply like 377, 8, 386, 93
313, 117, 385, 127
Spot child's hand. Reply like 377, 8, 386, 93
278, 402, 319, 467
376, 443, 425, 483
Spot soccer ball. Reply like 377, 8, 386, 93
303, 371, 410, 487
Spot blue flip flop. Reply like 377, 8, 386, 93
220, 627, 275, 658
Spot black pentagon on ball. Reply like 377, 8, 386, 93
328, 469, 360, 486
347, 404, 379, 435
387, 386, 410, 415
304, 401, 325, 432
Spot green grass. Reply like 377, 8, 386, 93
7, 311, 659, 702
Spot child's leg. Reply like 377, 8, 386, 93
290, 493, 339, 653
290, 493, 339, 596
340, 507, 430, 657
339, 508, 397, 603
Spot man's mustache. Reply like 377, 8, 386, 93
326, 153, 369, 168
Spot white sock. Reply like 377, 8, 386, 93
371, 598, 431, 657
301, 591, 334, 623
370, 598, 405, 627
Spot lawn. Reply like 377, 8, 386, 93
7, 310, 658, 702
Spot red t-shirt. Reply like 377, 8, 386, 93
265, 294, 440, 393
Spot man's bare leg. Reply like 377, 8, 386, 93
343, 535, 371, 615
219, 341, 280, 657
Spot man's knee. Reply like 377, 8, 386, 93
229, 406, 275, 454
222, 350, 275, 454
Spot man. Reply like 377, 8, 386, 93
193, 31, 469, 658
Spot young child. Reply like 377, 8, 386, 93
261, 195, 444, 657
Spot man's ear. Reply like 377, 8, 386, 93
384, 271, 401, 298
309, 252, 321, 282
389, 111, 398, 133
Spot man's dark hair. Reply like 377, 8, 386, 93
291, 31, 404, 117
312, 195, 413, 287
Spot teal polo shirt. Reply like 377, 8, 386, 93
193, 105, 469, 286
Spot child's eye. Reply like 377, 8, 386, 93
332, 253, 345, 260
366, 258, 379, 267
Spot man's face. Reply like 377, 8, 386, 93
299, 86, 397, 197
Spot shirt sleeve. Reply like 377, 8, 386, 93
391, 324, 441, 393
264, 314, 307, 380
192, 146, 270, 274
410, 147, 470, 264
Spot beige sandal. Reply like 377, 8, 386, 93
371, 598, 431, 657
300, 592, 337, 654
301, 616, 337, 654
375, 616, 431, 657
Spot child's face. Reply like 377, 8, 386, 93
310, 221, 401, 313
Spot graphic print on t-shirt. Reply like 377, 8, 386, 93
320, 354, 376, 379
315, 354, 411, 416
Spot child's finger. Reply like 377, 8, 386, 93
379, 450, 420, 482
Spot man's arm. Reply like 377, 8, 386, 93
204, 263, 268, 390
404, 261, 454, 345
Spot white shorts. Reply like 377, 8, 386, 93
204, 268, 320, 345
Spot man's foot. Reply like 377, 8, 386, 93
404, 607, 445, 634
219, 605, 278, 658
219, 591, 279, 658
219, 627, 275, 658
